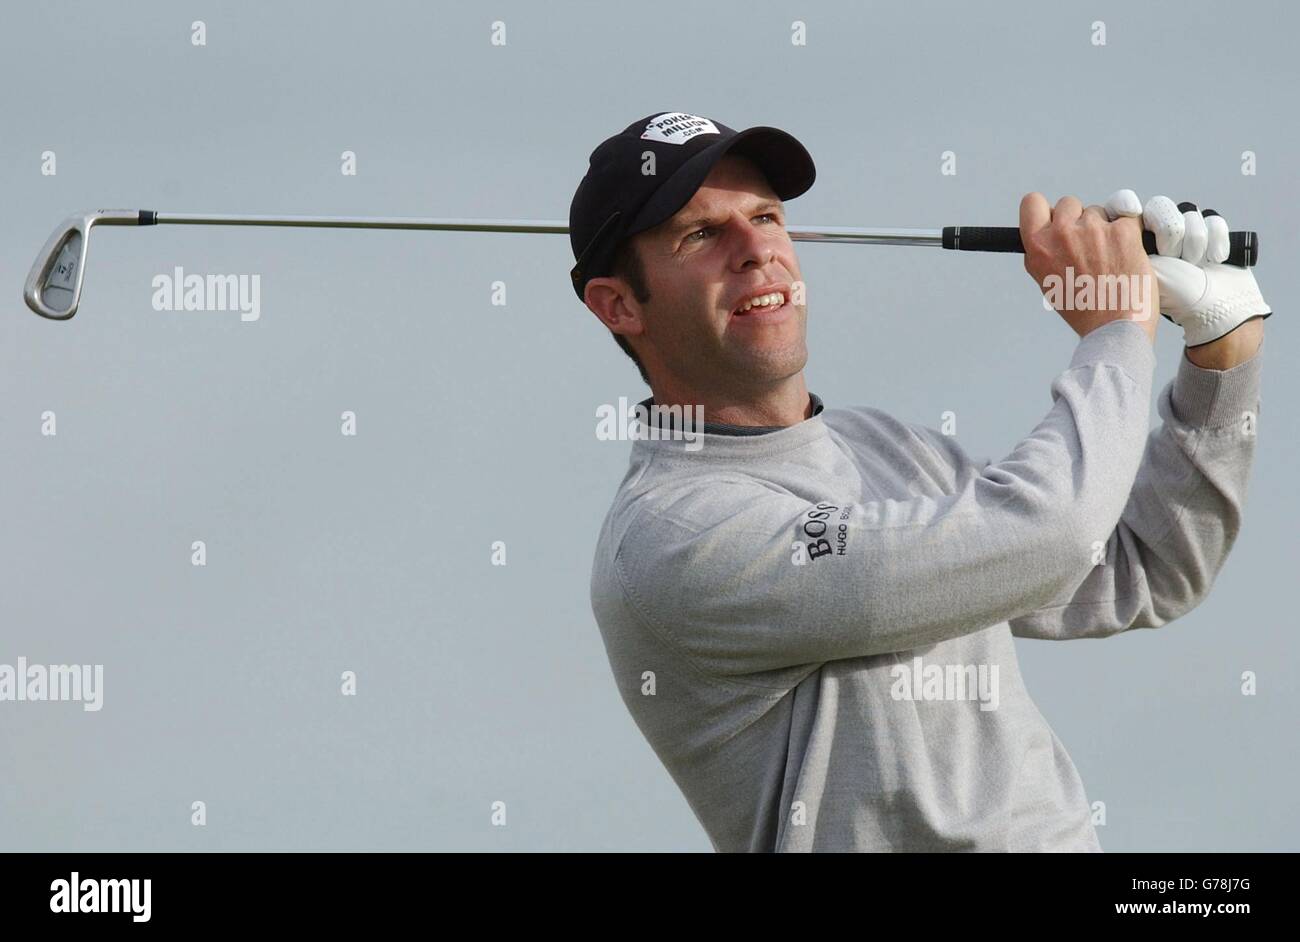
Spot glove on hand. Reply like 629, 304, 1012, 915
1104, 190, 1271, 347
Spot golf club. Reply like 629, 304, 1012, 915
23, 208, 1260, 321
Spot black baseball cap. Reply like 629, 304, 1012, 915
568, 111, 816, 301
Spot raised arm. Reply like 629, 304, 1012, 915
1010, 324, 1264, 639
602, 320, 1157, 679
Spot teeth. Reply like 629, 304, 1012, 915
737, 291, 785, 313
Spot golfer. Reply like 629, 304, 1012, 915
571, 112, 1269, 852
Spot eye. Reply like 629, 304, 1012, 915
682, 213, 781, 246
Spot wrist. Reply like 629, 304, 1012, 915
1185, 316, 1265, 370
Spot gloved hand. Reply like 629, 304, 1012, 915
1104, 190, 1271, 347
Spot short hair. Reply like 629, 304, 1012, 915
606, 236, 652, 386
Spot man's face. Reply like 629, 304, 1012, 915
626, 154, 807, 397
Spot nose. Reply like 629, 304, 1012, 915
722, 211, 777, 271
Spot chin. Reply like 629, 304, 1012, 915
735, 346, 808, 381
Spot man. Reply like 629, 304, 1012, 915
571, 111, 1269, 852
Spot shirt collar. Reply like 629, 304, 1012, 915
635, 393, 824, 436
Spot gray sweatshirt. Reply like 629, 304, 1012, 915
589, 319, 1264, 852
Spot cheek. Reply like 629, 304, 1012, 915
781, 247, 802, 279
664, 283, 719, 325
678, 292, 719, 335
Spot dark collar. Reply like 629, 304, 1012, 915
636, 393, 824, 436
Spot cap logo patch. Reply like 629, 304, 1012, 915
640, 112, 720, 145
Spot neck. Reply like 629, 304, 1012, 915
648, 373, 812, 428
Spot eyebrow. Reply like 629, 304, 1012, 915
668, 199, 784, 239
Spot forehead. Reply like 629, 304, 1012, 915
659, 155, 780, 234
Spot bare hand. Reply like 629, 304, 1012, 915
1020, 191, 1158, 342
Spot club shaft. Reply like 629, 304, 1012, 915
152, 213, 944, 246
146, 215, 1259, 265
155, 213, 572, 235
23, 209, 1260, 321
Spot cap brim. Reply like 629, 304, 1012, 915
627, 126, 816, 238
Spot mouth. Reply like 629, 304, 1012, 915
729, 285, 792, 322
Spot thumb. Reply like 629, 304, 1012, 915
1147, 255, 1206, 312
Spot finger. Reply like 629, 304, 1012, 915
1110, 214, 1144, 248
1053, 195, 1083, 226
1143, 195, 1184, 257
1203, 209, 1230, 264
1103, 188, 1143, 220
1083, 204, 1109, 225
1178, 201, 1208, 265
1019, 192, 1051, 236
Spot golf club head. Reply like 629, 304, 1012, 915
24, 210, 145, 320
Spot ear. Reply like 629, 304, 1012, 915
584, 277, 645, 339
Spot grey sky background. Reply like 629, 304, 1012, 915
1, 0, 1295, 851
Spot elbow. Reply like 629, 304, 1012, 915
1150, 558, 1215, 624
1125, 544, 1223, 631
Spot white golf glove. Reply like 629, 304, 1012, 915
1103, 190, 1271, 347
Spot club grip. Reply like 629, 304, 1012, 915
942, 226, 1258, 268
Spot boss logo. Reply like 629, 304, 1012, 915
801, 502, 851, 560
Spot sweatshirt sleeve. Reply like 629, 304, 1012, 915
610, 320, 1158, 679
1008, 333, 1264, 640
